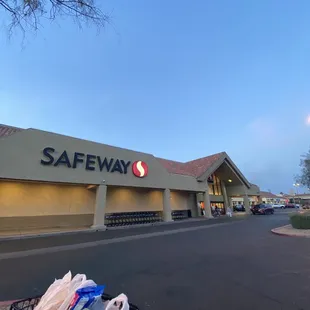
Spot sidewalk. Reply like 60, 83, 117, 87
0, 226, 89, 238
0, 216, 246, 254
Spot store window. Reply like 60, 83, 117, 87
211, 202, 225, 215
208, 183, 213, 195
208, 174, 222, 196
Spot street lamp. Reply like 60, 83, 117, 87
293, 183, 300, 205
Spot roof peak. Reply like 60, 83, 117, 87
185, 152, 226, 164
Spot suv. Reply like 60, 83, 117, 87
251, 204, 274, 215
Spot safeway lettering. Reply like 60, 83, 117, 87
40, 147, 131, 174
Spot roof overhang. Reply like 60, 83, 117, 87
196, 152, 251, 189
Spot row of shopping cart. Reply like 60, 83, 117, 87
171, 210, 191, 221
105, 211, 162, 227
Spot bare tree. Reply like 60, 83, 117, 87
296, 148, 310, 189
0, 0, 109, 36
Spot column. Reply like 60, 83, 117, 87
243, 187, 251, 214
163, 188, 173, 222
196, 201, 202, 217
204, 190, 213, 218
195, 192, 204, 217
92, 185, 107, 230
221, 182, 229, 214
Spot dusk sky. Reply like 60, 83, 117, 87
1, 0, 310, 194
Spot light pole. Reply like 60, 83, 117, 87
293, 183, 300, 205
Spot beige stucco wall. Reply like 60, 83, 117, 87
209, 195, 224, 202
0, 129, 205, 192
231, 196, 259, 204
248, 184, 261, 196
168, 174, 206, 192
106, 187, 163, 213
105, 188, 196, 213
0, 181, 95, 217
171, 191, 192, 210
226, 184, 260, 197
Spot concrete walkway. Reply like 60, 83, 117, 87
0, 216, 246, 254
0, 226, 89, 239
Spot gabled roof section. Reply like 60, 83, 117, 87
260, 191, 282, 199
185, 153, 224, 177
156, 152, 224, 177
157, 152, 251, 188
0, 124, 23, 138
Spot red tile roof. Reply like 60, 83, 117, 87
156, 158, 196, 176
260, 191, 281, 199
156, 152, 224, 177
0, 124, 23, 138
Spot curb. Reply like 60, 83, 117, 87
271, 225, 310, 238
271, 228, 293, 237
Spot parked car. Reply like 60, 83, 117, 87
285, 203, 297, 208
272, 204, 285, 209
251, 204, 274, 215
234, 204, 245, 212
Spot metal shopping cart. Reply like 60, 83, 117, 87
10, 293, 139, 310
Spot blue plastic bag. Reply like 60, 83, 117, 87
70, 285, 105, 310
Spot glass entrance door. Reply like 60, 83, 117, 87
211, 202, 225, 215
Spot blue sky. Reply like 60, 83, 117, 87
1, 0, 310, 194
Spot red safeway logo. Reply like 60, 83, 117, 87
132, 161, 148, 178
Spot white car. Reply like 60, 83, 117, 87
272, 204, 285, 209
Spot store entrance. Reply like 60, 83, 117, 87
211, 202, 225, 215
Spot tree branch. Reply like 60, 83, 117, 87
0, 0, 110, 37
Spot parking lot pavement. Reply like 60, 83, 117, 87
2, 212, 310, 309
273, 208, 299, 214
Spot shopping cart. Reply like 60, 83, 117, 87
10, 293, 139, 310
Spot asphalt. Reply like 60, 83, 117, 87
1, 210, 309, 310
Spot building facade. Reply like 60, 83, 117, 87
0, 124, 260, 233
260, 191, 288, 205
230, 183, 261, 207
286, 194, 310, 206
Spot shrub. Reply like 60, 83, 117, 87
290, 212, 310, 229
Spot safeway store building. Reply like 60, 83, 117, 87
0, 124, 260, 233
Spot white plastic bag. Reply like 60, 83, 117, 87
58, 274, 96, 310
35, 271, 72, 310
104, 294, 130, 310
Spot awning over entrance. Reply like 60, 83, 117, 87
196, 153, 251, 189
